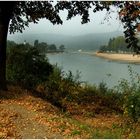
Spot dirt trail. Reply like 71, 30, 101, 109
0, 97, 123, 139
0, 93, 63, 139
1, 103, 49, 139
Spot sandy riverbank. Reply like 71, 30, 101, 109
95, 52, 140, 63
81, 51, 140, 63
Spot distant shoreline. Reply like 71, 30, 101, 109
81, 51, 140, 63
46, 50, 64, 54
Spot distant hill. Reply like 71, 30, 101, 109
8, 31, 123, 51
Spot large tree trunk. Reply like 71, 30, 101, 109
0, 19, 9, 90
0, 2, 16, 90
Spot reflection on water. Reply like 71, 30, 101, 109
47, 52, 140, 88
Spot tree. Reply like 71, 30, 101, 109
99, 36, 132, 53
0, 1, 62, 90
38, 42, 48, 53
59, 45, 65, 52
0, 2, 17, 89
34, 40, 39, 48
118, 1, 140, 53
0, 1, 140, 89
48, 44, 57, 51
7, 40, 17, 54
7, 44, 53, 89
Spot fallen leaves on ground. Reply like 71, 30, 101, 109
0, 108, 20, 138
0, 85, 140, 139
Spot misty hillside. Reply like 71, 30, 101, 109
8, 31, 123, 51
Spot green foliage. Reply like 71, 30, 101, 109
6, 41, 140, 121
44, 73, 122, 113
48, 44, 57, 51
7, 40, 17, 54
99, 36, 132, 53
33, 40, 65, 53
116, 65, 140, 122
7, 44, 53, 89
41, 66, 82, 108
34, 40, 39, 47
71, 130, 81, 136
34, 41, 48, 54
7, 40, 16, 46
98, 81, 108, 93
8, 1, 62, 34
59, 45, 65, 52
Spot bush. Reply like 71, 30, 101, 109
43, 66, 82, 109
7, 44, 53, 89
116, 65, 140, 122
79, 83, 123, 113
36, 66, 122, 112
124, 91, 140, 122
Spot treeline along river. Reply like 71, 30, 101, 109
47, 52, 140, 88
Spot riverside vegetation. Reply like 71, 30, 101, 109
1, 42, 140, 138
99, 36, 140, 53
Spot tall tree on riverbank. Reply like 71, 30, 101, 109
0, 1, 62, 90
0, 1, 140, 90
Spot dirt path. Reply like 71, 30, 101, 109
0, 102, 62, 139
0, 96, 124, 139
0, 91, 62, 139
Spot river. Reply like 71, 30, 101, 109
47, 52, 140, 88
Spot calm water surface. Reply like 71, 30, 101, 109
47, 52, 140, 88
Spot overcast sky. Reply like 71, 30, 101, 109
9, 7, 124, 37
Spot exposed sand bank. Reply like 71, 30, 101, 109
95, 52, 140, 63
81, 51, 140, 63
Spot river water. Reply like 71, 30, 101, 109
47, 52, 140, 88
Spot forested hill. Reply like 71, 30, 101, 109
8, 31, 123, 51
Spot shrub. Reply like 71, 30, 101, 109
64, 81, 123, 113
98, 81, 108, 94
7, 44, 53, 89
124, 91, 140, 122
116, 65, 140, 122
43, 66, 82, 109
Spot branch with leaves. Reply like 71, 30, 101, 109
55, 1, 140, 53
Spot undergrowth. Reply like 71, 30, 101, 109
115, 65, 140, 122
6, 43, 140, 122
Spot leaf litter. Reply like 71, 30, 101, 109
0, 85, 140, 138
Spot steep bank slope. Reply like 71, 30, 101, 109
0, 85, 140, 139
